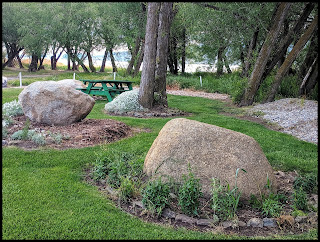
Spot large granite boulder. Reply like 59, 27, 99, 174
57, 79, 86, 89
143, 118, 278, 199
18, 81, 95, 125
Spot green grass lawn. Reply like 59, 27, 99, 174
2, 76, 318, 239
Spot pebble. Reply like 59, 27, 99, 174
175, 214, 196, 224
221, 221, 233, 228
295, 216, 308, 223
196, 218, 215, 227
162, 208, 176, 219
247, 218, 263, 228
263, 218, 277, 227
250, 98, 318, 144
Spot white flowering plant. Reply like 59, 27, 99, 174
2, 100, 24, 117
105, 89, 146, 114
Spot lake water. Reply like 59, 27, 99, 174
22, 47, 240, 73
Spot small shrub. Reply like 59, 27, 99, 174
293, 173, 318, 194
118, 176, 135, 203
31, 133, 46, 145
178, 168, 202, 217
2, 126, 8, 138
2, 100, 24, 117
11, 130, 25, 140
142, 178, 170, 217
51, 133, 63, 144
292, 186, 308, 211
92, 158, 107, 181
105, 89, 146, 114
261, 197, 283, 217
21, 118, 31, 140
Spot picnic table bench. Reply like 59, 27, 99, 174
76, 79, 133, 102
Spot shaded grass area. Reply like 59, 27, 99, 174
2, 87, 318, 239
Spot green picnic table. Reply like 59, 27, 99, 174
76, 79, 134, 102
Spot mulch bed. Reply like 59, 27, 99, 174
4, 115, 135, 150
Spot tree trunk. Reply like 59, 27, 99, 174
17, 54, 24, 69
223, 56, 232, 74
181, 27, 186, 74
75, 54, 89, 72
133, 39, 145, 77
299, 57, 317, 96
99, 49, 108, 72
109, 48, 117, 73
239, 2, 291, 106
216, 46, 225, 76
87, 51, 96, 72
38, 46, 48, 71
28, 54, 38, 72
2, 43, 23, 69
298, 31, 317, 80
154, 2, 173, 108
303, 60, 318, 96
262, 2, 315, 81
139, 2, 160, 109
126, 36, 142, 75
264, 15, 318, 103
242, 28, 259, 78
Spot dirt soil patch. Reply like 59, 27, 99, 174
4, 115, 136, 150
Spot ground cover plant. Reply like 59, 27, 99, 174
2, 70, 318, 239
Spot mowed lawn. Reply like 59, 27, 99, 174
2, 87, 318, 240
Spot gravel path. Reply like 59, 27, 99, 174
166, 89, 318, 145
248, 98, 318, 144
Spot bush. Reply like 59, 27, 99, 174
261, 197, 283, 217
118, 176, 135, 203
142, 178, 170, 217
178, 168, 202, 217
104, 89, 146, 114
2, 100, 24, 117
293, 173, 318, 194
292, 186, 308, 211
92, 149, 144, 189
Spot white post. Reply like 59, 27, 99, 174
200, 76, 202, 87
73, 73, 76, 80
113, 72, 116, 80
19, 72, 22, 88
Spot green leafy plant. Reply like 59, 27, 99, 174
211, 168, 247, 220
31, 133, 46, 145
2, 100, 24, 117
178, 167, 203, 217
118, 176, 135, 203
293, 173, 318, 194
142, 178, 170, 217
292, 186, 308, 211
21, 118, 31, 140
261, 197, 283, 217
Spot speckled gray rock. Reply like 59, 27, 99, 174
295, 216, 308, 223
247, 218, 263, 227
162, 208, 176, 219
196, 218, 215, 227
56, 79, 86, 89
143, 118, 278, 199
175, 214, 196, 224
263, 218, 277, 227
18, 81, 95, 125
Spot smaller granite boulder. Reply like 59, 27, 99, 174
18, 81, 95, 125
57, 79, 86, 89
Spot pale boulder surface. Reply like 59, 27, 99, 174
143, 118, 278, 199
18, 81, 95, 125
57, 79, 86, 89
